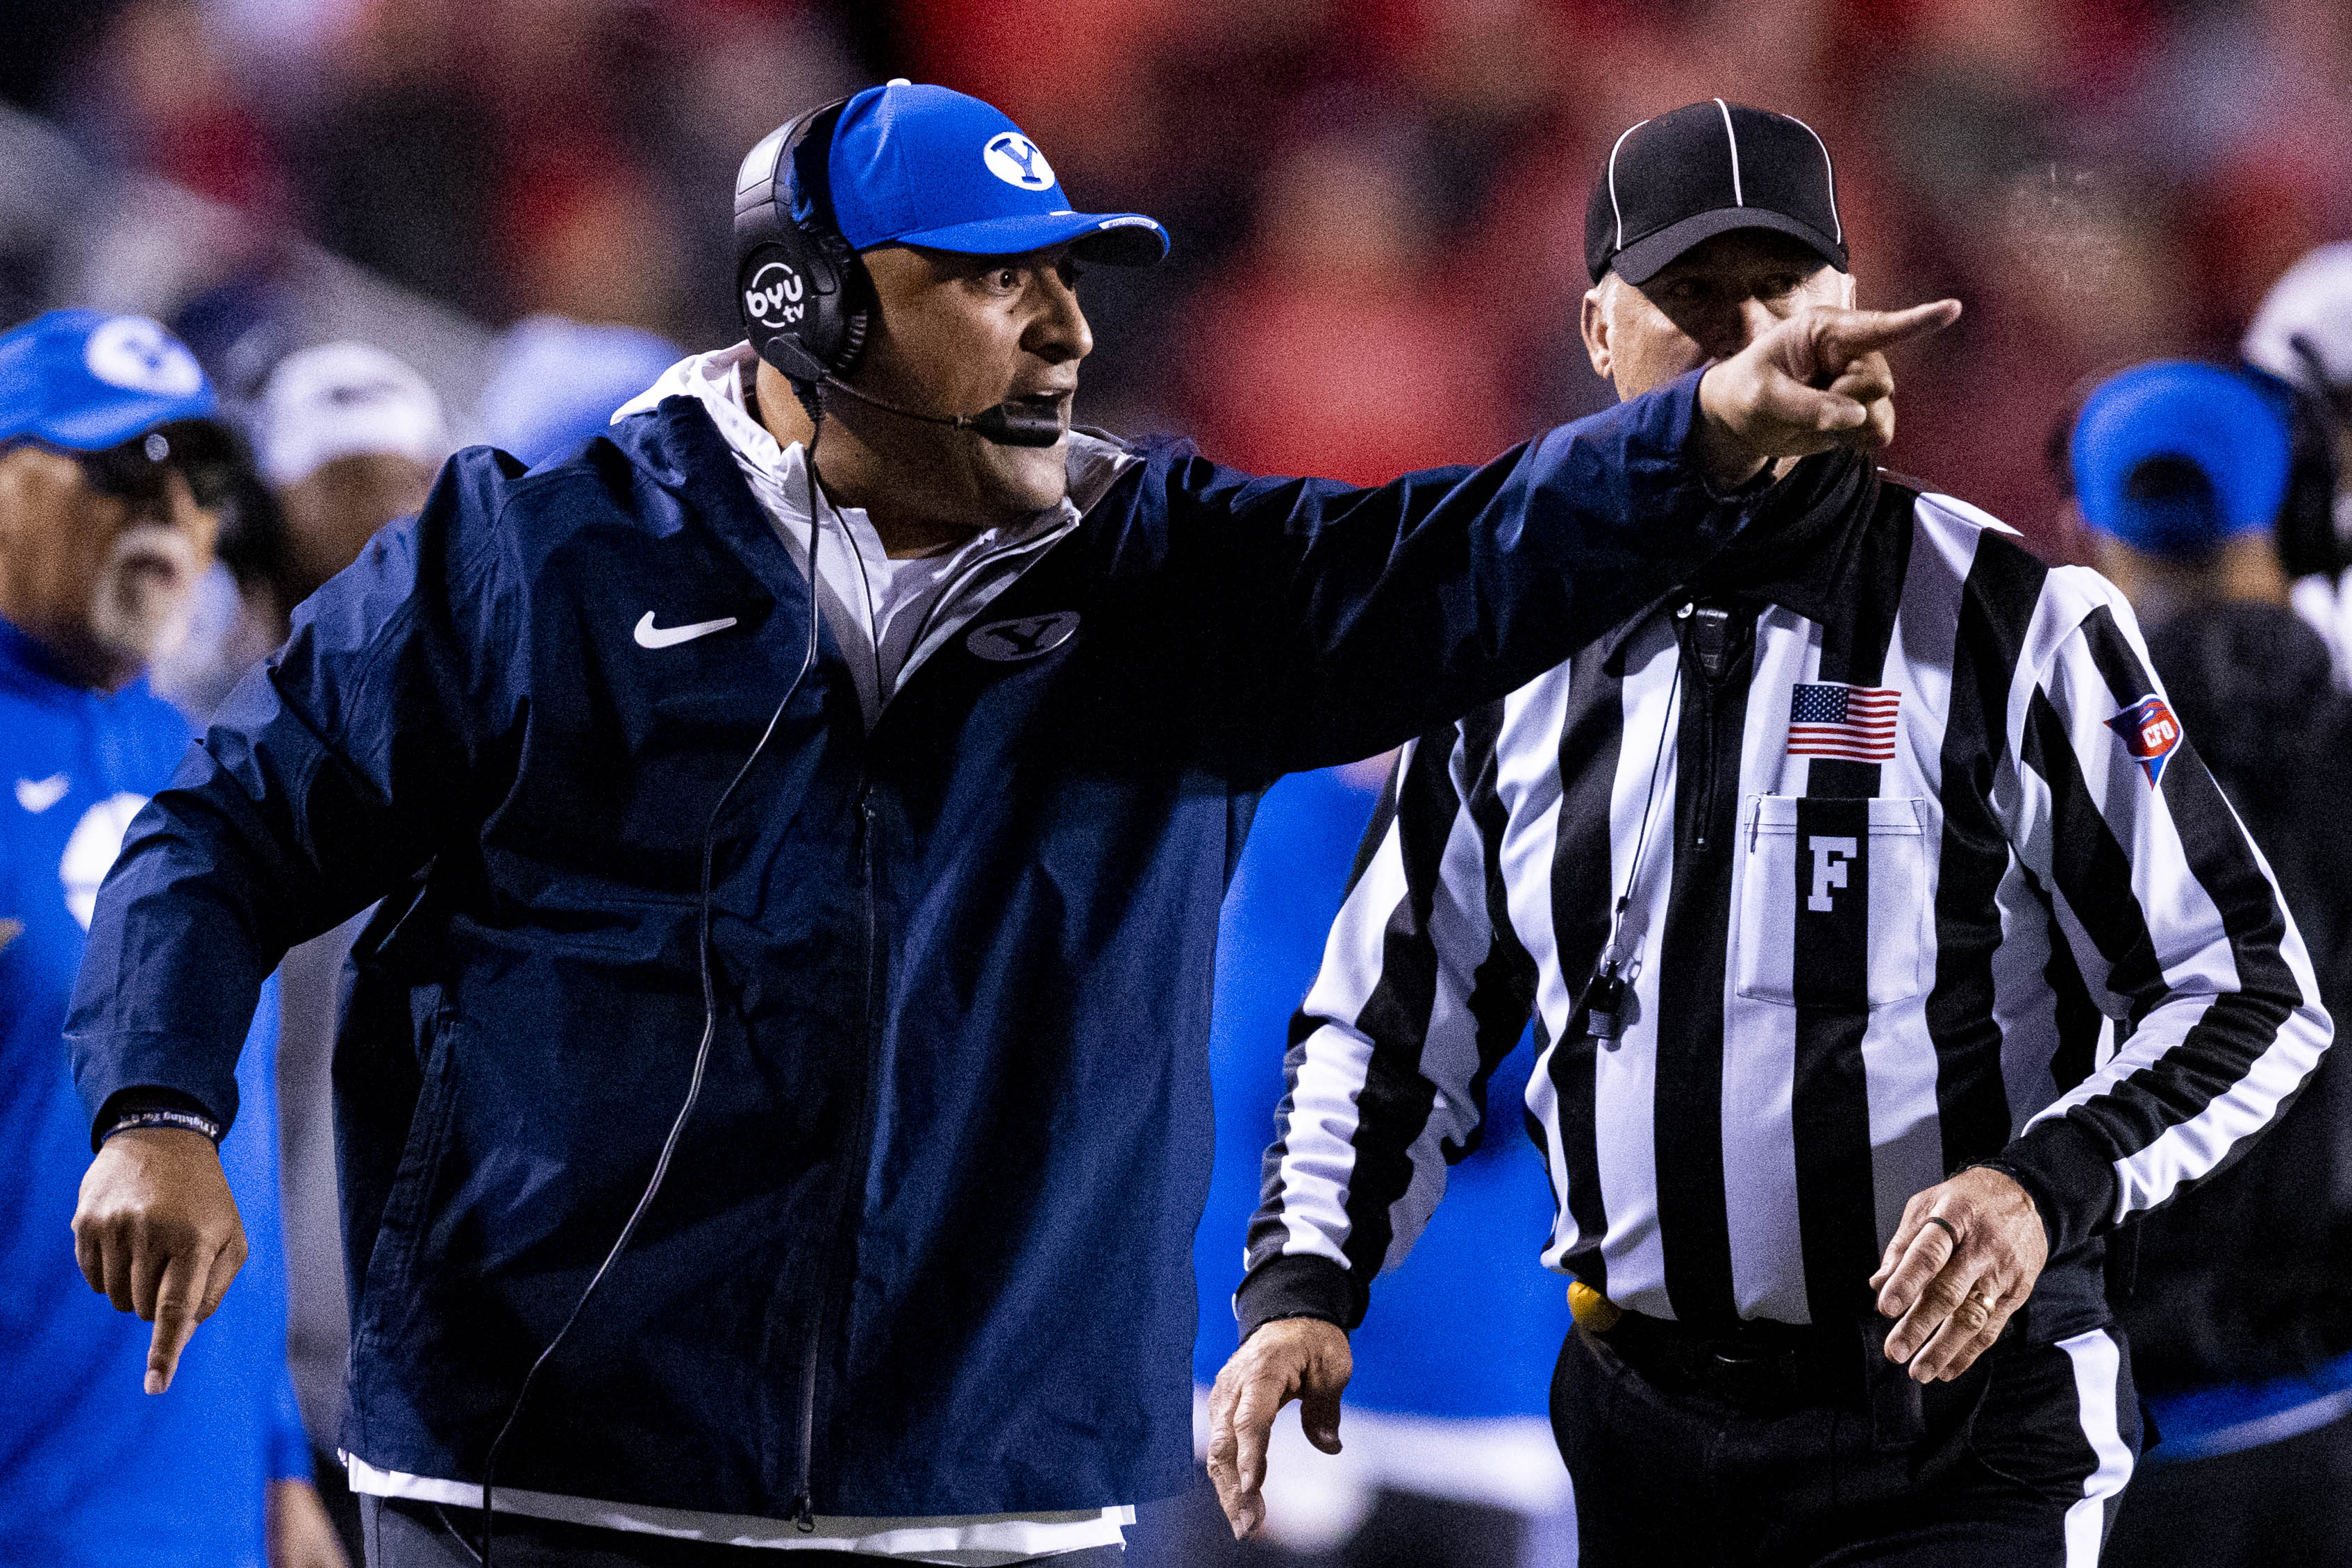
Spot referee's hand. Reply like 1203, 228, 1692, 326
1695, 298, 1963, 487
72, 1127, 248, 1394
1871, 1166, 2049, 1383
1206, 1317, 1352, 1540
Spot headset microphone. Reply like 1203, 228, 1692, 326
812, 373, 1066, 447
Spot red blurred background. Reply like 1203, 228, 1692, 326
7, 0, 2349, 551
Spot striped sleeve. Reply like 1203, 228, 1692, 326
1995, 572, 2333, 1259
1234, 708, 1538, 1337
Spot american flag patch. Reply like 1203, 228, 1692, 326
1787, 683, 1901, 762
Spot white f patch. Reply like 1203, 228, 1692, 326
1807, 835, 1858, 912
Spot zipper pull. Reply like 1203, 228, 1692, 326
792, 1494, 817, 1533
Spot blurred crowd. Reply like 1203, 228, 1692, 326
3, 2, 2352, 1567
0, 0, 2347, 540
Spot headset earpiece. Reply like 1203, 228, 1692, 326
2265, 372, 2346, 581
733, 97, 872, 391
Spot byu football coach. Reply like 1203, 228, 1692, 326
63, 82, 1955, 1566
1212, 101, 2331, 1566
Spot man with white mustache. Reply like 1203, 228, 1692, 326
0, 310, 347, 1568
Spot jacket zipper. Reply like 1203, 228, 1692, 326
776, 458, 1133, 1517
788, 782, 883, 1528
1678, 602, 1749, 853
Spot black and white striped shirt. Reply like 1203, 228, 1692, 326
1237, 452, 2333, 1343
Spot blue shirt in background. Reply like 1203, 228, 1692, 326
1195, 765, 1571, 1419
0, 617, 308, 1568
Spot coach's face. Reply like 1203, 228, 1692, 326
849, 241, 1092, 526
1583, 230, 1855, 403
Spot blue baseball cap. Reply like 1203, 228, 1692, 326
2070, 360, 2292, 558
0, 310, 217, 451
821, 82, 1168, 266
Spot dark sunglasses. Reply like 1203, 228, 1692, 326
21, 419, 244, 512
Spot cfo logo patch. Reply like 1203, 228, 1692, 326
743, 260, 806, 327
983, 132, 1054, 190
967, 611, 1079, 662
2106, 694, 2182, 787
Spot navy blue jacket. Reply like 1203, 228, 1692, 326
68, 373, 1744, 1520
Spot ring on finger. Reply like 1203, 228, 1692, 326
1921, 1215, 1961, 1246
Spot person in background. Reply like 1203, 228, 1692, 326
474, 314, 683, 469
2240, 243, 2352, 685
0, 309, 345, 1567
1165, 758, 1573, 1568
151, 340, 450, 722
2064, 360, 2352, 1568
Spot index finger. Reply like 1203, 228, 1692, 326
144, 1247, 210, 1394
1818, 299, 1963, 362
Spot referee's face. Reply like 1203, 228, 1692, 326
1582, 230, 1853, 404
844, 242, 1094, 529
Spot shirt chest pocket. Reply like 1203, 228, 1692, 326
1732, 794, 1933, 1009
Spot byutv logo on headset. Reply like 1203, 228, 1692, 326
744, 260, 807, 326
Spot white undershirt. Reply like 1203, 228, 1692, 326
344, 347, 1140, 1560
612, 342, 1130, 728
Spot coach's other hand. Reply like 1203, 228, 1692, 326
1696, 299, 1962, 487
1207, 1316, 1353, 1540
1871, 1165, 2049, 1383
72, 1127, 249, 1394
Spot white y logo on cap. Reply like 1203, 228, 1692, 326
983, 133, 1054, 190
84, 318, 202, 398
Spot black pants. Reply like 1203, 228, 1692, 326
1551, 1318, 2141, 1566
360, 1496, 1125, 1567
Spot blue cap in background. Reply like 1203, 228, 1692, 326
0, 310, 217, 450
2071, 360, 2292, 558
820, 82, 1168, 266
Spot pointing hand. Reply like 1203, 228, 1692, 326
1696, 299, 1964, 486
72, 1127, 247, 1394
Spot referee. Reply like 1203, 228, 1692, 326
1210, 101, 2331, 1566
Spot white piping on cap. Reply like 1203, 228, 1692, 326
1715, 98, 1744, 206
1607, 117, 1652, 251
1784, 111, 1842, 244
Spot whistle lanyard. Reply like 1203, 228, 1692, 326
1587, 640, 1684, 1045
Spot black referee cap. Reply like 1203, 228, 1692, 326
1585, 100, 1847, 285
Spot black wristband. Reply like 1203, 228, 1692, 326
103, 1108, 224, 1144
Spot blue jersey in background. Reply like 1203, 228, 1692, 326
1194, 764, 1571, 1419
0, 617, 308, 1568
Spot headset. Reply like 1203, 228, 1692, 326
2253, 361, 2347, 582
2045, 362, 2346, 581
732, 94, 1065, 448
